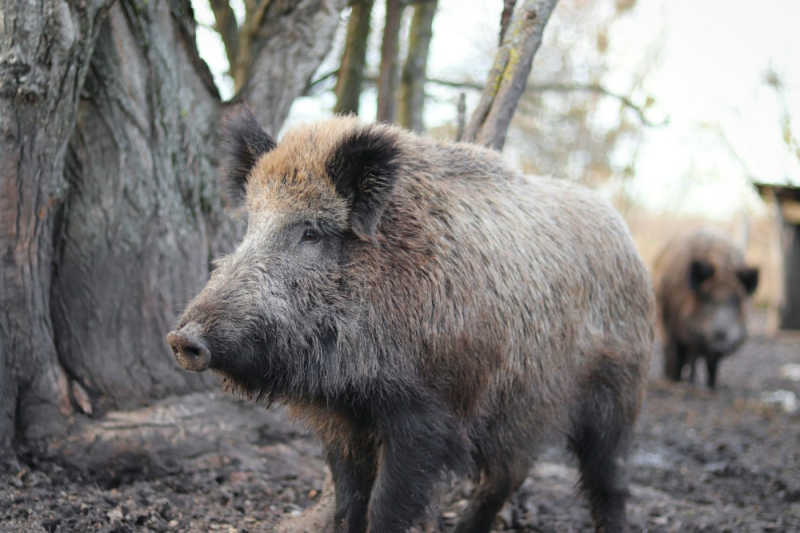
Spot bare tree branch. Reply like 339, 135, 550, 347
209, 0, 240, 69
529, 83, 666, 127
305, 70, 340, 96
307, 69, 662, 128
376, 0, 404, 122
334, 0, 375, 115
426, 77, 483, 91
398, 0, 438, 131
461, 0, 559, 149
433, 78, 663, 128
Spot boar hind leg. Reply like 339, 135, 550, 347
688, 355, 698, 383
452, 461, 530, 533
570, 363, 636, 533
327, 434, 379, 533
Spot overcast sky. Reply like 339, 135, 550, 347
192, 0, 800, 219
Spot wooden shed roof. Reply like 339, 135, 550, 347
753, 182, 800, 203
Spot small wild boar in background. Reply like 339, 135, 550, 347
654, 232, 759, 389
167, 106, 655, 533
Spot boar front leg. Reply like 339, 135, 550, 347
367, 399, 463, 532
327, 435, 379, 533
664, 337, 687, 382
705, 354, 721, 390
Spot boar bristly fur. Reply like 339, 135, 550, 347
168, 106, 655, 533
654, 232, 759, 389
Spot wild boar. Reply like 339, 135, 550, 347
167, 106, 655, 533
654, 232, 759, 389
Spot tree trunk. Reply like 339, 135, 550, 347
0, 0, 345, 463
461, 0, 559, 150
456, 92, 467, 141
0, 0, 115, 461
334, 0, 375, 116
50, 0, 224, 416
376, 0, 404, 123
398, 0, 437, 132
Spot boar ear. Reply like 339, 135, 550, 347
689, 260, 715, 291
737, 266, 759, 295
326, 126, 402, 242
220, 105, 277, 208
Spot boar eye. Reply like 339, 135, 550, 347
302, 228, 320, 243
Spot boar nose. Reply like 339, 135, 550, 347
167, 323, 211, 372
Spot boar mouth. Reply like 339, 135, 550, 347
167, 323, 212, 372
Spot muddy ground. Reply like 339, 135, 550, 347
2, 314, 800, 532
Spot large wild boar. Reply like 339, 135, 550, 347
654, 232, 759, 389
167, 106, 655, 533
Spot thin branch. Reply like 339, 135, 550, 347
426, 77, 483, 91
425, 78, 666, 128
529, 83, 667, 127
305, 70, 340, 96
423, 77, 663, 128
305, 70, 662, 127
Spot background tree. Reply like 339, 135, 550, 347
398, 0, 438, 132
376, 0, 405, 122
0, 0, 346, 464
334, 0, 376, 115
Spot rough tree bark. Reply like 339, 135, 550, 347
236, 0, 346, 133
499, 0, 518, 44
334, 0, 375, 115
50, 0, 224, 417
0, 0, 345, 463
398, 0, 437, 132
461, 0, 559, 150
0, 0, 115, 460
376, 0, 404, 123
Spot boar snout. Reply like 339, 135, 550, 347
167, 322, 211, 372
